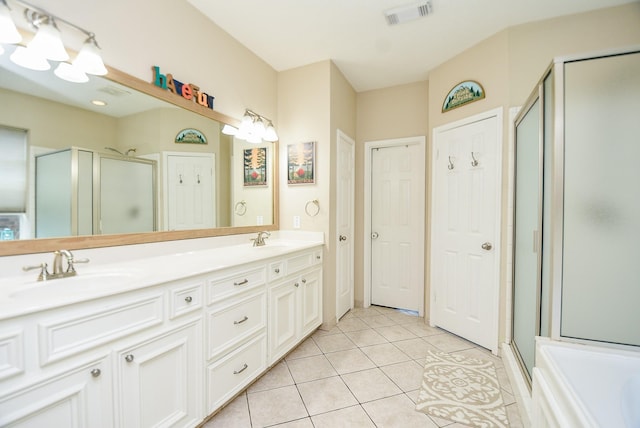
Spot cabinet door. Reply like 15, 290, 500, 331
0, 358, 112, 427
117, 321, 202, 428
300, 268, 322, 338
268, 280, 298, 362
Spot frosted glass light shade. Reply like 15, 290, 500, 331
0, 2, 21, 44
29, 21, 68, 61
54, 62, 89, 83
73, 39, 107, 75
10, 45, 50, 70
221, 124, 238, 135
263, 123, 278, 142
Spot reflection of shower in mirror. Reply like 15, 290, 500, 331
104, 147, 137, 156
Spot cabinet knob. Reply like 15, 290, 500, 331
316, 255, 321, 260
301, 278, 307, 284
125, 354, 134, 363
275, 268, 280, 274
91, 368, 101, 377
184, 296, 193, 303
294, 282, 300, 288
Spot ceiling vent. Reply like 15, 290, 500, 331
97, 85, 131, 97
384, 1, 432, 26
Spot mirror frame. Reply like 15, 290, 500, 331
0, 65, 279, 256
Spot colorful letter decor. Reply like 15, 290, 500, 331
152, 66, 215, 110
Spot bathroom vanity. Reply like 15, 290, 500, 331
0, 233, 323, 427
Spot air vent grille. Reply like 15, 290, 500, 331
384, 1, 432, 26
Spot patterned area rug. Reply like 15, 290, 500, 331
415, 350, 509, 427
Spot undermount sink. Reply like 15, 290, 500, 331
2, 270, 140, 300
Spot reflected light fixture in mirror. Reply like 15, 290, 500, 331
223, 109, 278, 144
1, 0, 107, 82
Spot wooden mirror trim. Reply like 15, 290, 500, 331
0, 65, 279, 256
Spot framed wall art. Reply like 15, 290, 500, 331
287, 141, 315, 185
243, 147, 268, 186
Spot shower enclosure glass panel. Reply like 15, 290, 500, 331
561, 52, 640, 347
513, 97, 541, 380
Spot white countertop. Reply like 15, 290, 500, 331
0, 232, 324, 320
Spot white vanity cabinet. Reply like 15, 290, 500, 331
268, 250, 323, 363
0, 240, 324, 427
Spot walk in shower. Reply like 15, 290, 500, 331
511, 47, 640, 384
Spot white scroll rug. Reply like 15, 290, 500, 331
415, 350, 509, 427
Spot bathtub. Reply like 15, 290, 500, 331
532, 338, 640, 428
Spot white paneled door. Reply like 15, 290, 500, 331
369, 137, 425, 313
336, 130, 355, 320
431, 109, 502, 353
166, 153, 214, 231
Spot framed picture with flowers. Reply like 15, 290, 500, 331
287, 141, 315, 185
243, 147, 268, 186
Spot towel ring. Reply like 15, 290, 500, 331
234, 200, 247, 216
305, 199, 320, 217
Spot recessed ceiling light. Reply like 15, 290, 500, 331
91, 99, 107, 106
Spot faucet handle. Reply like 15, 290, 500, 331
67, 257, 90, 273
23, 263, 50, 281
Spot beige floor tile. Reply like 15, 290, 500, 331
297, 376, 358, 416
385, 312, 422, 325
344, 329, 389, 347
370, 305, 397, 314
341, 368, 402, 403
393, 337, 439, 360
286, 354, 337, 383
362, 394, 438, 427
350, 307, 382, 318
402, 322, 444, 337
312, 325, 342, 338
285, 337, 323, 361
375, 325, 418, 342
361, 314, 396, 328
324, 348, 376, 374
424, 332, 476, 353
248, 360, 294, 393
270, 418, 314, 428
203, 393, 250, 428
313, 332, 357, 353
336, 317, 370, 332
311, 405, 376, 428
247, 385, 308, 428
379, 360, 425, 392
507, 402, 525, 427
360, 342, 411, 366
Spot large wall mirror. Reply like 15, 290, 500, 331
0, 45, 278, 256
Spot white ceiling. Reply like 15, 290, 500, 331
187, 0, 637, 92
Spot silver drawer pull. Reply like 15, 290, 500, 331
233, 279, 249, 286
184, 296, 193, 303
233, 363, 248, 375
275, 268, 280, 274
91, 368, 101, 377
234, 316, 249, 325
125, 354, 134, 363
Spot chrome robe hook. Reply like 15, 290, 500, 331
471, 152, 479, 167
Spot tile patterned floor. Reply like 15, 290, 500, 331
204, 306, 523, 428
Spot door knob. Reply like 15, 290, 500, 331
481, 242, 493, 251
371, 232, 379, 239
339, 235, 347, 242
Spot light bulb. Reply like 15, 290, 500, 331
10, 45, 50, 71
253, 117, 266, 139
73, 37, 107, 75
0, 1, 21, 44
28, 19, 68, 61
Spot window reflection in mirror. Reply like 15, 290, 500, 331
0, 44, 275, 245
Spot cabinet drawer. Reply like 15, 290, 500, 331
286, 252, 314, 276
169, 281, 203, 319
38, 294, 163, 366
207, 292, 266, 359
207, 334, 266, 413
208, 265, 266, 302
268, 260, 285, 282
0, 329, 24, 381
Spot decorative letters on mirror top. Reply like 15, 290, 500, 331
0, 56, 278, 256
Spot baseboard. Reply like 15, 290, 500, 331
501, 342, 533, 427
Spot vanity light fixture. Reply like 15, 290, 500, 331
1, 0, 107, 82
233, 109, 279, 143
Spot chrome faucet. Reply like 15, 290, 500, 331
23, 250, 90, 281
251, 231, 271, 247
